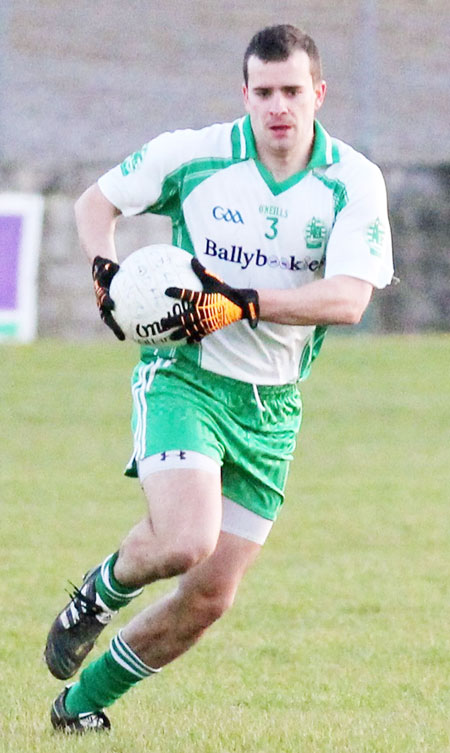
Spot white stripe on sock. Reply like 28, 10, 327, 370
100, 554, 143, 600
110, 632, 160, 679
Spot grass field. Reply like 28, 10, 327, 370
1, 334, 449, 752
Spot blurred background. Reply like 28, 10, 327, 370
0, 0, 448, 339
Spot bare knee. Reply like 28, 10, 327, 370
197, 590, 235, 626
158, 539, 216, 578
179, 584, 236, 634
118, 532, 217, 584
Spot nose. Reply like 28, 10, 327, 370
269, 92, 288, 115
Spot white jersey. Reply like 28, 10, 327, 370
98, 117, 393, 385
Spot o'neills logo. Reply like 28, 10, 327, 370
203, 238, 324, 272
135, 301, 189, 342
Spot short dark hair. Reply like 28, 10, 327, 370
243, 24, 322, 85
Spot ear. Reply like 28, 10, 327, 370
242, 82, 250, 112
314, 80, 327, 112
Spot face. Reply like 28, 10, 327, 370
243, 50, 326, 166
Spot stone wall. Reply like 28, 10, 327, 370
377, 166, 450, 333
2, 0, 449, 167
1, 0, 449, 337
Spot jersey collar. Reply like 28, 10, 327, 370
309, 121, 340, 168
235, 116, 340, 195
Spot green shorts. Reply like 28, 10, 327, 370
125, 353, 302, 521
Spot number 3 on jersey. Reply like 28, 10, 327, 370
264, 216, 279, 240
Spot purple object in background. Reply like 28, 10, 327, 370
0, 215, 23, 309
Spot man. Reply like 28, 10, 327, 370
45, 24, 393, 732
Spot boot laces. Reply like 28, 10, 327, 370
66, 581, 104, 618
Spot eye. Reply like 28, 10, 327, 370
255, 88, 271, 99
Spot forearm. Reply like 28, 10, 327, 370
74, 184, 121, 265
258, 275, 373, 326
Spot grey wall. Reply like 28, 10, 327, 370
1, 1, 449, 337
2, 1, 449, 167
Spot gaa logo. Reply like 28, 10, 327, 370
212, 206, 244, 224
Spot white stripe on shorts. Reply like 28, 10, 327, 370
131, 362, 153, 461
137, 451, 273, 546
131, 358, 173, 463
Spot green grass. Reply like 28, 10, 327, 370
1, 334, 449, 752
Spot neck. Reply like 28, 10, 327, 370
260, 152, 308, 182
257, 136, 314, 182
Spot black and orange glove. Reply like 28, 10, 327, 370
162, 257, 259, 343
92, 256, 125, 341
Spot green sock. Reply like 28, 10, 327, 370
64, 631, 160, 714
95, 552, 143, 611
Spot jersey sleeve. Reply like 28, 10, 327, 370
97, 131, 184, 217
97, 123, 234, 218
324, 159, 394, 289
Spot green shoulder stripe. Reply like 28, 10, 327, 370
142, 156, 237, 252
145, 156, 237, 217
312, 171, 348, 218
